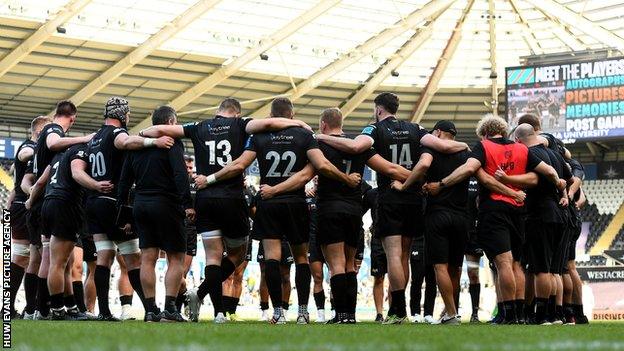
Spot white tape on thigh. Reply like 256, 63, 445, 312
95, 240, 117, 252
200, 230, 222, 240
117, 239, 140, 255
466, 260, 480, 269
42, 241, 50, 248
12, 243, 30, 257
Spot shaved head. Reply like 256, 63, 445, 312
514, 123, 536, 142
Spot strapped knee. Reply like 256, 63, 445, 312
117, 239, 140, 255
95, 240, 117, 252
12, 243, 30, 257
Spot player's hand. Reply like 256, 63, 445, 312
391, 180, 404, 192
193, 174, 207, 189
25, 198, 31, 210
122, 223, 132, 235
461, 142, 471, 152
559, 196, 569, 207
82, 133, 96, 143
557, 179, 567, 192
185, 208, 196, 222
299, 121, 313, 132
259, 184, 276, 199
346, 173, 361, 188
512, 190, 526, 204
423, 182, 441, 196
305, 186, 316, 198
494, 168, 507, 181
153, 136, 174, 149
95, 180, 114, 193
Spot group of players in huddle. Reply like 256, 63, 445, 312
6, 91, 590, 325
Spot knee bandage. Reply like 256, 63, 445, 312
95, 240, 117, 252
116, 239, 140, 255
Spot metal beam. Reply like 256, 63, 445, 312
524, 0, 624, 49
130, 0, 341, 133
57, 0, 222, 114
340, 25, 434, 119
0, 0, 92, 80
249, 0, 455, 118
488, 0, 498, 117
410, 0, 474, 123
508, 0, 543, 55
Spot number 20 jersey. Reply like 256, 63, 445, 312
86, 125, 129, 198
245, 127, 319, 202
360, 116, 428, 203
183, 116, 252, 199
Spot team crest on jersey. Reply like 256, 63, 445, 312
77, 150, 85, 157
504, 150, 512, 159
361, 126, 375, 135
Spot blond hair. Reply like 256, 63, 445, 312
476, 114, 509, 138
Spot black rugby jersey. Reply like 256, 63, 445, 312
86, 125, 128, 197
317, 135, 375, 215
13, 139, 36, 202
44, 144, 88, 203
183, 116, 252, 199
33, 123, 64, 180
245, 127, 318, 202
360, 117, 428, 204
421, 147, 470, 213
118, 139, 192, 209
526, 144, 570, 223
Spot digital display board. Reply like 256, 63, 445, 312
506, 57, 624, 141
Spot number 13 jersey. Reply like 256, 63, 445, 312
183, 116, 252, 199
360, 116, 428, 204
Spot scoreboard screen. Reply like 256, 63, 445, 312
505, 57, 624, 141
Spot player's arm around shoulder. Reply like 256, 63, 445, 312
244, 117, 311, 134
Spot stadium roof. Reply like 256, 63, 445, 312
0, 0, 623, 143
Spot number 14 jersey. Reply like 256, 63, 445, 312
183, 116, 252, 199
360, 116, 428, 204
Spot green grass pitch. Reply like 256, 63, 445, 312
10, 320, 624, 351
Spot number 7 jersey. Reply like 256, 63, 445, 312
360, 116, 428, 203
183, 116, 252, 199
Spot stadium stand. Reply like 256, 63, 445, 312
583, 179, 624, 255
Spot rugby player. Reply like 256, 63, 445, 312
140, 98, 310, 323
500, 124, 571, 324
315, 93, 469, 324
464, 177, 483, 323
423, 115, 565, 324
199, 98, 361, 324
393, 120, 470, 324
72, 97, 174, 321
31, 143, 91, 320
408, 236, 436, 324
25, 101, 93, 319
177, 154, 197, 315
305, 178, 328, 323
117, 105, 194, 322
7, 116, 50, 318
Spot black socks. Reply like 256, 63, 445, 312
345, 272, 357, 316
24, 273, 39, 314
264, 260, 283, 309
330, 274, 347, 315
295, 264, 311, 308
36, 277, 50, 316
94, 265, 112, 316
390, 289, 406, 318
469, 283, 480, 315
127, 268, 146, 309
313, 291, 325, 310
72, 281, 87, 312
9, 263, 25, 314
